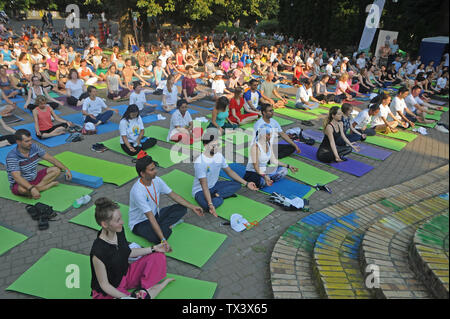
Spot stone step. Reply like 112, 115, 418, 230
361, 196, 449, 299
410, 202, 449, 299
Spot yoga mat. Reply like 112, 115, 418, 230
0, 171, 93, 212
378, 130, 418, 142
15, 101, 62, 115
101, 137, 190, 168
0, 144, 16, 165
40, 151, 136, 187
70, 203, 227, 268
274, 108, 318, 121
62, 113, 119, 135
429, 99, 447, 106
143, 126, 204, 152
415, 121, 437, 128
47, 92, 60, 98
300, 129, 392, 161
320, 103, 341, 109
12, 122, 72, 148
155, 106, 199, 115
364, 135, 407, 151
7, 248, 217, 299
276, 83, 294, 89
93, 82, 107, 90
235, 149, 338, 185
285, 101, 329, 115
219, 163, 314, 199
344, 100, 364, 106
161, 170, 274, 222
2, 114, 24, 124
111, 104, 162, 124
425, 111, 443, 121
0, 225, 28, 256
281, 141, 374, 177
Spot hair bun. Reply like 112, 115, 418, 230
95, 197, 112, 208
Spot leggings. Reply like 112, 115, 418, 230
316, 145, 352, 163
0, 135, 16, 145
120, 137, 157, 156
67, 92, 89, 106
37, 123, 68, 139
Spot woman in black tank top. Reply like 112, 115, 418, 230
317, 106, 360, 163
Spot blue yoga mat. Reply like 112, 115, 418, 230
12, 122, 72, 148
276, 84, 294, 89
15, 101, 61, 115
0, 144, 16, 165
62, 113, 119, 135
155, 106, 199, 115
111, 105, 161, 124
191, 104, 214, 111
219, 163, 313, 198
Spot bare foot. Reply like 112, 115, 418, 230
147, 278, 175, 299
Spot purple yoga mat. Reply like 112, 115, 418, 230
429, 99, 447, 106
280, 141, 374, 177
301, 129, 392, 161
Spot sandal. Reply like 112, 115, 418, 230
38, 214, 49, 230
301, 120, 314, 127
26, 204, 40, 220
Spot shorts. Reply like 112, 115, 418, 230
405, 113, 417, 123
11, 168, 48, 196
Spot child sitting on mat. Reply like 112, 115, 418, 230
243, 124, 298, 188
119, 104, 157, 156
32, 95, 73, 139
90, 197, 174, 299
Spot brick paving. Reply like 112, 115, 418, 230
0, 18, 449, 299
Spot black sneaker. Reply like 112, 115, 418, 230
91, 144, 103, 152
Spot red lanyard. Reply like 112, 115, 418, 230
141, 179, 158, 206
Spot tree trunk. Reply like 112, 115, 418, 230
119, 9, 134, 51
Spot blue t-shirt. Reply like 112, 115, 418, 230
1, 49, 12, 62
243, 89, 262, 110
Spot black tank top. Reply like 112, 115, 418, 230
319, 123, 341, 150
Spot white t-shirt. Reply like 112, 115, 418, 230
163, 84, 179, 105
66, 79, 85, 99
443, 53, 449, 67
296, 85, 312, 103
129, 91, 147, 111
253, 117, 282, 144
352, 109, 372, 130
212, 80, 226, 94
158, 54, 169, 68
406, 62, 416, 75
192, 153, 228, 197
357, 58, 366, 69
437, 77, 447, 89
391, 96, 408, 120
372, 104, 390, 126
119, 117, 144, 145
405, 94, 418, 112
168, 109, 192, 141
128, 177, 172, 231
82, 97, 107, 117
326, 64, 333, 76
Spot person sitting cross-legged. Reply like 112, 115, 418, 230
5, 129, 72, 199
371, 93, 399, 134
167, 99, 203, 145
129, 152, 204, 250
90, 197, 174, 299
82, 86, 119, 127
243, 124, 298, 188
192, 129, 258, 217
33, 95, 73, 139
119, 104, 157, 156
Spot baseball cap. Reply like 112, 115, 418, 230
230, 214, 249, 232
215, 70, 224, 76
343, 57, 349, 62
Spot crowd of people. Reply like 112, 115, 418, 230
1, 12, 449, 299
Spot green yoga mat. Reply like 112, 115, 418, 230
321, 103, 341, 109
94, 83, 108, 90
144, 126, 204, 151
364, 136, 407, 151
0, 171, 93, 212
47, 92, 60, 98
40, 151, 136, 186
7, 248, 217, 299
101, 137, 190, 168
161, 170, 274, 222
425, 111, 443, 121
285, 101, 329, 115
415, 121, 437, 128
0, 225, 28, 256
378, 130, 418, 142
236, 148, 338, 186
70, 203, 227, 268
206, 114, 293, 129
274, 108, 318, 121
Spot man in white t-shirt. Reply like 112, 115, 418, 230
192, 130, 258, 217
391, 87, 417, 128
351, 104, 379, 136
129, 81, 157, 116
326, 58, 338, 79
82, 86, 119, 126
356, 53, 366, 70
129, 153, 204, 250
254, 104, 300, 158
243, 79, 272, 112
370, 94, 399, 133
405, 86, 438, 124
295, 79, 323, 110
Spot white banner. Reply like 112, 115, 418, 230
358, 0, 386, 53
375, 30, 399, 59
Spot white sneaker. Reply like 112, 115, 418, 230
436, 125, 449, 133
